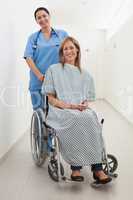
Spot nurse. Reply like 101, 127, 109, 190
24, 7, 68, 109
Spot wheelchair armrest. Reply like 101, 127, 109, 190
41, 94, 49, 111
101, 118, 104, 124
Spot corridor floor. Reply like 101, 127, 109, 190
0, 100, 133, 200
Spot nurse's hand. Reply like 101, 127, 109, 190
38, 74, 45, 82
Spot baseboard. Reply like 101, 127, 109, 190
0, 128, 29, 164
103, 98, 133, 127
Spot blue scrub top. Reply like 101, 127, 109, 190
24, 28, 68, 91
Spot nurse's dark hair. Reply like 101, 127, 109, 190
34, 7, 50, 19
59, 37, 81, 72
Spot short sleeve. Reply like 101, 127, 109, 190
41, 67, 56, 95
56, 29, 68, 40
23, 34, 34, 59
62, 30, 68, 38
86, 75, 96, 101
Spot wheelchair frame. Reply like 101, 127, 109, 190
30, 95, 118, 186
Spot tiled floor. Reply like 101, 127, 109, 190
0, 100, 133, 200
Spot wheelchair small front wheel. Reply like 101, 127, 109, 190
102, 154, 118, 174
48, 160, 64, 182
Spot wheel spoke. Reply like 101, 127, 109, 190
109, 160, 114, 165
30, 111, 48, 166
104, 167, 107, 172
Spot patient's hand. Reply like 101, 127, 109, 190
71, 103, 88, 111
81, 100, 88, 107
79, 100, 89, 110
79, 102, 88, 111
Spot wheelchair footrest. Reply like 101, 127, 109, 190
91, 180, 112, 187
60, 176, 84, 183
108, 173, 118, 178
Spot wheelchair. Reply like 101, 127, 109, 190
30, 95, 118, 186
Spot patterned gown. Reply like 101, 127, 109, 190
42, 63, 103, 166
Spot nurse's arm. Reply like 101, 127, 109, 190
25, 57, 44, 81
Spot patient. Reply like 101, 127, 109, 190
42, 36, 112, 184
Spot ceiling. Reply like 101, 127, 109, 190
30, 0, 132, 29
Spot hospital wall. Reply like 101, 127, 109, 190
57, 25, 106, 99
0, 2, 32, 159
103, 14, 133, 124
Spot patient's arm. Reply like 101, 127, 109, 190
48, 93, 89, 111
48, 93, 71, 109
80, 100, 99, 112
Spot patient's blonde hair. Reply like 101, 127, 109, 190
59, 36, 81, 72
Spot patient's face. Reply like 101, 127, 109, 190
63, 40, 78, 65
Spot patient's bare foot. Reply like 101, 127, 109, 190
94, 170, 109, 180
93, 170, 112, 184
71, 170, 81, 177
71, 170, 84, 182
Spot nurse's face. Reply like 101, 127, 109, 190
35, 10, 50, 29
63, 41, 78, 65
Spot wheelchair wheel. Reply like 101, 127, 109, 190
102, 154, 118, 174
30, 110, 47, 166
48, 160, 64, 182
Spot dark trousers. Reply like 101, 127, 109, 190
71, 163, 103, 171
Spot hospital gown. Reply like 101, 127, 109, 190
42, 63, 103, 166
